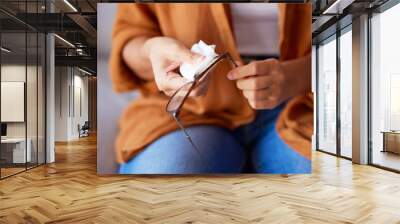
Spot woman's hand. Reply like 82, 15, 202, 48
227, 57, 311, 110
123, 36, 207, 96
142, 37, 205, 96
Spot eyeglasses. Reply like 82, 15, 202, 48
166, 52, 237, 170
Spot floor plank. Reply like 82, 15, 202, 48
0, 135, 400, 223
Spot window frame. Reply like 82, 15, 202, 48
367, 0, 400, 173
0, 0, 48, 180
315, 22, 353, 160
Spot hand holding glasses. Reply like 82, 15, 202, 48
165, 52, 238, 169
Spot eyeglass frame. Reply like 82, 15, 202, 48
166, 52, 237, 117
164, 52, 238, 171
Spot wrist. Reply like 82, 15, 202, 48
122, 36, 155, 81
281, 61, 305, 99
281, 57, 311, 98
143, 36, 163, 59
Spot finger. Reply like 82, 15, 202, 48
227, 59, 277, 80
236, 75, 274, 90
163, 71, 190, 92
227, 62, 258, 80
165, 61, 181, 72
242, 88, 274, 101
248, 98, 280, 110
164, 89, 175, 97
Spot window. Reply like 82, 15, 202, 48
0, 1, 47, 179
370, 2, 400, 171
1, 31, 28, 177
339, 28, 352, 158
317, 36, 337, 154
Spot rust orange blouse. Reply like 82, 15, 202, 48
109, 3, 313, 163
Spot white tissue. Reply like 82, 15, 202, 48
179, 40, 218, 81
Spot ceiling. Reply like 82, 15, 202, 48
0, 0, 99, 74
312, 0, 391, 43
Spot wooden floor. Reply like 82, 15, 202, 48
373, 150, 400, 171
1, 167, 26, 178
1, 163, 44, 178
1, 135, 400, 223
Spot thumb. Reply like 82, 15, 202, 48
164, 71, 191, 93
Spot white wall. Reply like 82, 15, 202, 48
54, 67, 89, 141
1, 82, 25, 122
1, 65, 26, 132
1, 65, 37, 138
55, 66, 69, 141
1, 63, 46, 163
72, 73, 89, 138
1, 65, 27, 141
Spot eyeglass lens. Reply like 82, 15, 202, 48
166, 81, 195, 115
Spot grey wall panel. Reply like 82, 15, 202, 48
97, 4, 138, 174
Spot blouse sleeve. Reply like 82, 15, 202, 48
109, 4, 160, 92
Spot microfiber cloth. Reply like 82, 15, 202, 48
180, 40, 218, 81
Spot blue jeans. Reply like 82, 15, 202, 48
119, 103, 311, 174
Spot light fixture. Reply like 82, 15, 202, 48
78, 67, 93, 76
54, 34, 75, 48
322, 0, 355, 15
76, 48, 87, 56
63, 0, 78, 12
1, 47, 11, 53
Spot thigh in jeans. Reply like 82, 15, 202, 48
251, 121, 311, 174
119, 125, 246, 174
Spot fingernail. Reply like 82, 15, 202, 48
227, 73, 234, 80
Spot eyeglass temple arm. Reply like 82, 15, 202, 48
173, 115, 201, 153
225, 53, 238, 67
172, 115, 212, 170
